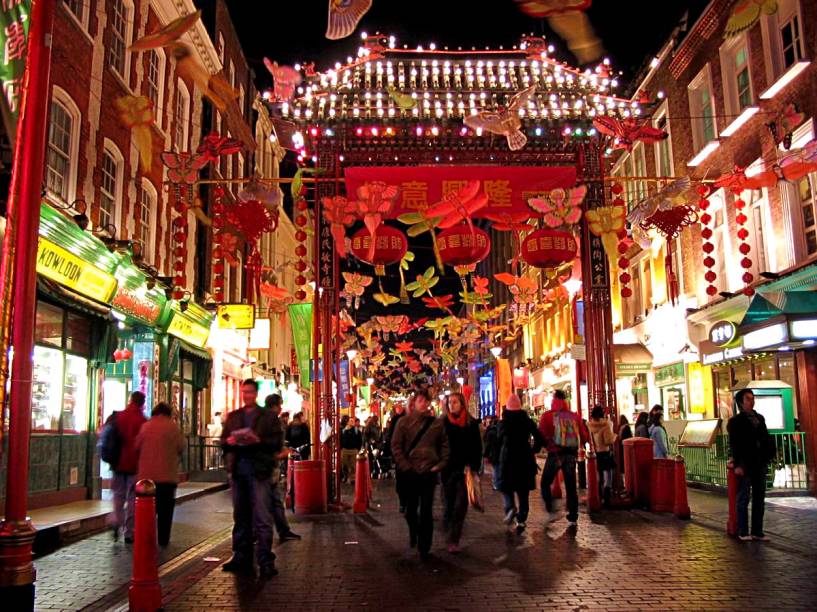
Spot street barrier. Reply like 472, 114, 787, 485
622, 438, 653, 507
585, 451, 601, 512
726, 462, 738, 536
294, 460, 328, 514
353, 453, 372, 513
650, 458, 676, 512
673, 455, 691, 519
129, 479, 161, 612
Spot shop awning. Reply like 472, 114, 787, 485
614, 343, 653, 374
737, 291, 817, 329
178, 338, 212, 362
37, 278, 112, 319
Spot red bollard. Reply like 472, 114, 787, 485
726, 462, 738, 536
550, 467, 563, 499
129, 479, 161, 612
353, 453, 371, 513
585, 451, 601, 512
673, 455, 691, 519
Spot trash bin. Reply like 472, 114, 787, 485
294, 460, 327, 514
650, 458, 676, 512
623, 438, 654, 507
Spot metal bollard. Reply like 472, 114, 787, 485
129, 479, 161, 612
726, 461, 738, 536
353, 453, 371, 513
585, 451, 601, 512
673, 455, 691, 519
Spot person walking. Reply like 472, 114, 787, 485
441, 392, 482, 553
588, 405, 617, 507
634, 411, 650, 438
107, 391, 147, 543
538, 390, 589, 527
482, 417, 500, 490
385, 402, 408, 511
496, 394, 543, 535
135, 402, 184, 546
649, 409, 669, 459
728, 388, 774, 541
263, 397, 302, 544
391, 389, 449, 560
221, 379, 284, 578
341, 417, 363, 483
286, 411, 311, 459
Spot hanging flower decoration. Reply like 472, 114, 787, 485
225, 199, 278, 304
495, 273, 538, 305
342, 272, 373, 296
405, 266, 440, 298
322, 195, 357, 256
473, 275, 490, 295
528, 185, 587, 227
592, 116, 668, 152
263, 58, 303, 102
350, 182, 400, 259
724, 0, 778, 39
196, 131, 244, 162
425, 317, 453, 340
426, 181, 489, 229
585, 205, 627, 265
115, 96, 154, 172
463, 86, 536, 151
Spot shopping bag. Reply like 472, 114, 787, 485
464, 466, 484, 512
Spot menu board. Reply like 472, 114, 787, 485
679, 419, 721, 448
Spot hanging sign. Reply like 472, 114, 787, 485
112, 286, 164, 326
167, 312, 210, 347
248, 318, 271, 350
217, 303, 255, 329
288, 303, 312, 387
344, 165, 577, 218
317, 198, 336, 289
36, 237, 118, 303
708, 320, 738, 347
0, 0, 31, 144
588, 234, 609, 289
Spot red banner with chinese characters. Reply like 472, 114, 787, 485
344, 165, 577, 218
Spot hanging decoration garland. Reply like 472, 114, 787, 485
732, 187, 754, 297
294, 196, 310, 301
211, 186, 227, 302
225, 199, 278, 305
639, 205, 698, 305
609, 182, 632, 299
698, 185, 718, 298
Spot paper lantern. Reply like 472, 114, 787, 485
437, 225, 491, 267
350, 225, 407, 275
521, 228, 577, 269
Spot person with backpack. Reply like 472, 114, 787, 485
538, 390, 589, 527
391, 388, 449, 560
101, 391, 147, 543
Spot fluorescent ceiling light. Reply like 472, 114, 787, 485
720, 106, 759, 137
760, 61, 810, 99
687, 140, 720, 167
790, 319, 817, 339
743, 322, 788, 350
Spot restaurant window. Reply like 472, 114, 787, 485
688, 65, 717, 152
777, 0, 804, 69
712, 196, 730, 293
137, 181, 156, 263
732, 362, 753, 389
713, 367, 734, 421
31, 301, 91, 433
754, 358, 777, 380
778, 354, 796, 391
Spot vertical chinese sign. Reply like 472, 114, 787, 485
588, 234, 609, 289
0, 0, 31, 144
288, 303, 313, 389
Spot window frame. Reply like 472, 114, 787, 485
761, 0, 808, 81
108, 0, 134, 86
719, 34, 754, 117
45, 87, 81, 205
99, 140, 124, 233
687, 64, 718, 153
174, 78, 190, 152
137, 180, 158, 264
62, 0, 89, 32
652, 101, 674, 177
145, 48, 166, 125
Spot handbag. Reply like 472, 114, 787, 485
464, 466, 484, 512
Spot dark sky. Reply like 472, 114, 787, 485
228, 1, 709, 91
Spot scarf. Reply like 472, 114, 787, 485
447, 409, 468, 428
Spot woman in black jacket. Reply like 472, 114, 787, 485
496, 394, 543, 535
441, 392, 483, 553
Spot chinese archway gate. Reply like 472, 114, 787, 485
286, 35, 636, 505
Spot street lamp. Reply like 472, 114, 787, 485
490, 346, 502, 358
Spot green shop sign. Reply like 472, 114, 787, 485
0, 0, 30, 144
655, 362, 685, 387
163, 300, 213, 349
111, 256, 169, 327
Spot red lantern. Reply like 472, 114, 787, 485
437, 225, 491, 267
113, 349, 124, 362
521, 228, 577, 269
350, 225, 408, 275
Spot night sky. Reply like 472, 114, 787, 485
228, 1, 709, 91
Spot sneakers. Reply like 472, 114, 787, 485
447, 543, 461, 554
515, 521, 526, 535
504, 508, 516, 525
222, 558, 254, 574
259, 565, 279, 579
738, 535, 754, 542
752, 534, 771, 541
279, 531, 302, 543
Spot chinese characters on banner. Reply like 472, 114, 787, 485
0, 0, 31, 144
344, 165, 577, 218
589, 235, 609, 289
318, 202, 335, 289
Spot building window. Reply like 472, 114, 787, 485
797, 174, 817, 256
137, 181, 156, 262
239, 84, 245, 115
45, 90, 79, 203
778, 0, 804, 69
145, 50, 164, 122
688, 65, 717, 152
100, 144, 122, 231
720, 37, 753, 116
748, 188, 770, 272
64, 0, 86, 27
174, 80, 190, 152
653, 105, 673, 177
712, 196, 730, 294
632, 143, 647, 202
228, 60, 235, 88
109, 0, 131, 81
217, 32, 225, 65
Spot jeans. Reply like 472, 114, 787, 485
490, 461, 500, 491
737, 468, 767, 537
270, 480, 292, 536
402, 471, 438, 554
341, 449, 358, 482
111, 472, 137, 538
230, 473, 276, 569
540, 453, 580, 522
154, 483, 177, 546
395, 471, 408, 509
502, 489, 530, 524
441, 473, 468, 545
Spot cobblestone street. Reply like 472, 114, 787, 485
34, 480, 817, 611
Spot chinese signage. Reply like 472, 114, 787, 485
112, 286, 164, 326
318, 202, 335, 289
588, 234, 609, 289
0, 0, 30, 143
37, 237, 118, 303
132, 341, 155, 412
167, 311, 210, 348
217, 303, 255, 329
339, 359, 350, 408
344, 165, 577, 218
288, 303, 312, 387
708, 320, 737, 347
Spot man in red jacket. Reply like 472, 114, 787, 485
538, 390, 589, 527
110, 391, 147, 543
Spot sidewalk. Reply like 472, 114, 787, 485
47, 479, 817, 612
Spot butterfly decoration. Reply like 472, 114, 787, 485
115, 96, 153, 172
351, 182, 400, 258
627, 177, 693, 227
342, 272, 373, 307
585, 205, 627, 266
398, 210, 445, 271
767, 103, 805, 150
326, 0, 373, 40
422, 294, 455, 311
724, 0, 778, 39
405, 266, 440, 298
592, 116, 668, 152
263, 59, 303, 103
374, 315, 407, 339
372, 289, 400, 307
463, 86, 536, 151
387, 86, 417, 110
398, 250, 415, 304
426, 181, 489, 229
322, 196, 357, 256
483, 211, 531, 233
513, 2, 602, 63
495, 273, 538, 305
394, 341, 414, 353
528, 186, 587, 227
161, 151, 208, 185
129, 10, 201, 51
196, 132, 244, 162
171, 44, 238, 113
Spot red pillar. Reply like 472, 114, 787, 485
0, 1, 57, 607
129, 481, 162, 612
